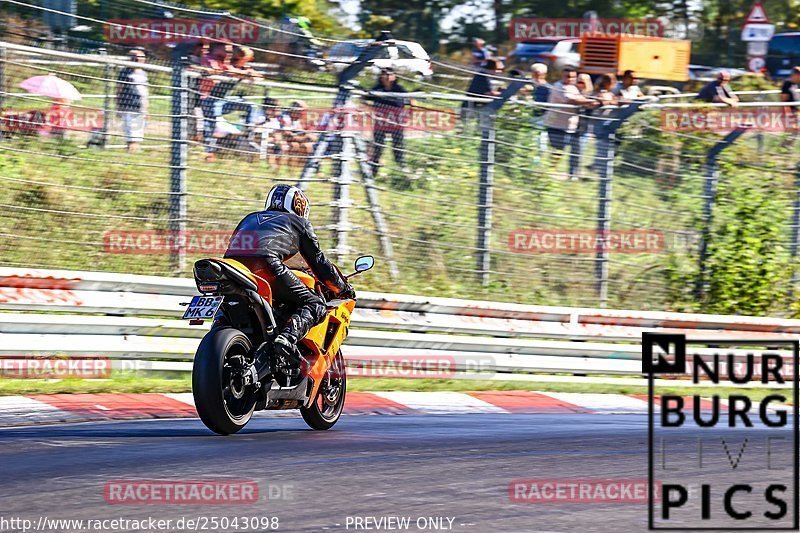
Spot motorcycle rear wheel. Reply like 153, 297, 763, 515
193, 327, 257, 435
301, 350, 346, 430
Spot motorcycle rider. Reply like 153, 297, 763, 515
224, 184, 355, 369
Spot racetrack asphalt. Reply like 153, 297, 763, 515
0, 413, 794, 532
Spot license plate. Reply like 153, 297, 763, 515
182, 295, 224, 320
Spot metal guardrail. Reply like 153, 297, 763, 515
0, 267, 797, 384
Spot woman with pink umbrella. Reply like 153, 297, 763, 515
19, 74, 82, 137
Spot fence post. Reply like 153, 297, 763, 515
789, 163, 800, 291
331, 132, 354, 263
695, 127, 746, 299
169, 57, 189, 273
0, 44, 6, 142
99, 48, 110, 148
592, 101, 644, 306
475, 77, 526, 287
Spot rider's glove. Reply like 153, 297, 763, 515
338, 284, 357, 300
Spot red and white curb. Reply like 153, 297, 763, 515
0, 391, 721, 428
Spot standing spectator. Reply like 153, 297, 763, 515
543, 68, 599, 180
365, 67, 410, 176
530, 63, 551, 104
461, 58, 505, 125
529, 63, 551, 163
696, 70, 739, 106
116, 48, 149, 153
613, 70, 645, 102
471, 38, 491, 68
575, 74, 594, 173
187, 41, 208, 142
781, 66, 800, 149
594, 74, 619, 106
588, 74, 619, 173
254, 97, 284, 166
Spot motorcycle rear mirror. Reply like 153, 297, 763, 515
354, 255, 375, 273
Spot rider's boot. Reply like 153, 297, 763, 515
273, 333, 309, 375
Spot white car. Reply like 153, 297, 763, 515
326, 39, 433, 77
507, 37, 581, 72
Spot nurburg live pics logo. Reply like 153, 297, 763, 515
643, 333, 799, 530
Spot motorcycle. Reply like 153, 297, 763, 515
182, 254, 375, 435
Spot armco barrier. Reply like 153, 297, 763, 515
0, 267, 797, 384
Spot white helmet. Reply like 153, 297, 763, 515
265, 184, 310, 219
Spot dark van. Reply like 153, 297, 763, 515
767, 33, 800, 79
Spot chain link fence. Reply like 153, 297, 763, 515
1, 23, 799, 312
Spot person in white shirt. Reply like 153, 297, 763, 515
543, 68, 599, 179
612, 70, 645, 102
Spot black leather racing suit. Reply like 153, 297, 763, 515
224, 210, 348, 344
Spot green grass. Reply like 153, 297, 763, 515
0, 375, 791, 403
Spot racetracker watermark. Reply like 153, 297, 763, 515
1, 108, 104, 133
509, 18, 663, 41
662, 108, 800, 133
302, 107, 455, 132
105, 19, 261, 44
345, 355, 494, 378
0, 357, 111, 379
103, 480, 264, 505
645, 334, 799, 529
103, 231, 259, 255
509, 229, 664, 254
509, 479, 657, 503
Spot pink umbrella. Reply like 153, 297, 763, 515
20, 74, 82, 101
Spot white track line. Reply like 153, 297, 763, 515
539, 392, 650, 414
371, 391, 510, 414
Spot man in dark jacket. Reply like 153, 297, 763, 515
365, 68, 410, 175
225, 184, 355, 366
116, 48, 149, 152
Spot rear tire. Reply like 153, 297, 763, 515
193, 327, 256, 435
301, 350, 346, 430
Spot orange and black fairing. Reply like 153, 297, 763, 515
205, 257, 354, 408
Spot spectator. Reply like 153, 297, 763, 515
543, 68, 599, 180
188, 41, 209, 66
232, 46, 262, 79
253, 96, 284, 165
197, 42, 259, 162
461, 58, 505, 124
187, 41, 208, 142
696, 70, 739, 106
781, 66, 800, 149
575, 74, 594, 174
466, 58, 504, 98
116, 48, 149, 153
613, 70, 644, 102
529, 63, 551, 164
364, 67, 410, 176
471, 38, 491, 68
278, 101, 314, 168
594, 74, 619, 106
588, 74, 620, 173
530, 63, 551, 104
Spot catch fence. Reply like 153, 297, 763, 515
1, 33, 799, 311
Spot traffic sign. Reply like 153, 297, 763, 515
741, 23, 775, 41
747, 40, 768, 55
744, 1, 769, 25
747, 56, 766, 72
